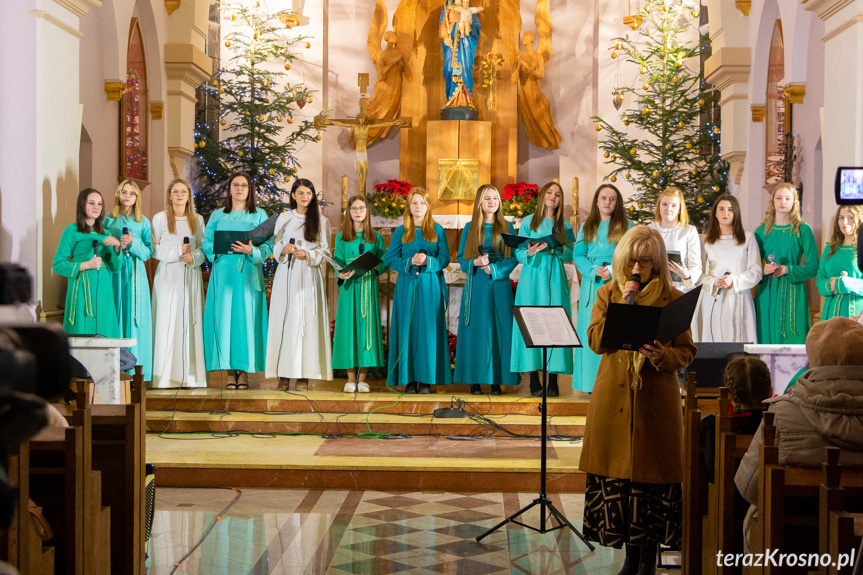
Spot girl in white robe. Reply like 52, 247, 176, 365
694, 194, 763, 342
647, 187, 702, 292
150, 179, 207, 388
265, 178, 333, 389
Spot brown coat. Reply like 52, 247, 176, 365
578, 281, 696, 484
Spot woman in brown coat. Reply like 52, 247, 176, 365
579, 225, 696, 575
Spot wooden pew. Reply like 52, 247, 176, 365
820, 447, 863, 575
682, 371, 707, 573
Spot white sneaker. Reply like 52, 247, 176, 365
357, 382, 370, 393
343, 382, 357, 393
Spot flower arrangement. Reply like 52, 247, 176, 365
501, 182, 539, 217
447, 330, 457, 370
369, 179, 413, 219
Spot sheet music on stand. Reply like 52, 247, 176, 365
513, 306, 581, 349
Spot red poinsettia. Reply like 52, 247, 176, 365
501, 182, 539, 217
373, 179, 413, 197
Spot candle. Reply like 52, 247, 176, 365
341, 175, 348, 215
572, 177, 580, 218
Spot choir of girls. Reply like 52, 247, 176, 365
54, 176, 863, 393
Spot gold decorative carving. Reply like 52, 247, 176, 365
104, 81, 126, 101
735, 0, 751, 16
751, 105, 765, 122
623, 15, 643, 30
438, 159, 479, 200
516, 0, 561, 150
165, 0, 180, 15
150, 102, 164, 120
784, 84, 806, 104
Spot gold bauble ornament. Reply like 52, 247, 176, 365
315, 134, 321, 141
673, 75, 680, 83
662, 166, 669, 173
626, 172, 632, 179
277, 116, 284, 122
218, 87, 224, 94
713, 185, 720, 192
628, 205, 635, 212
611, 52, 618, 60
698, 98, 705, 106
199, 141, 205, 148
253, 32, 258, 40
696, 148, 701, 154
691, 10, 699, 18
690, 169, 697, 175
615, 43, 621, 50
697, 196, 704, 203
230, 14, 235, 21
287, 116, 294, 124
712, 126, 720, 134
307, 95, 313, 103
595, 124, 602, 132
629, 148, 636, 155
640, 65, 646, 74
281, 162, 286, 167
677, 121, 684, 128
225, 41, 231, 47
652, 170, 659, 178
213, 79, 219, 86
265, 80, 270, 87
685, 142, 692, 149
258, 115, 265, 121
641, 107, 649, 114
638, 203, 644, 209
237, 150, 243, 157
624, 120, 631, 126
305, 42, 311, 49
610, 175, 617, 183
269, 168, 274, 175
610, 156, 616, 162
284, 63, 291, 71
219, 119, 226, 126
643, 83, 649, 90
603, 151, 610, 159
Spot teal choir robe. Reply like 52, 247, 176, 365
572, 219, 633, 392
201, 208, 272, 373
104, 215, 154, 380
52, 224, 120, 338
453, 222, 518, 385
817, 244, 863, 319
384, 224, 453, 386
510, 215, 575, 375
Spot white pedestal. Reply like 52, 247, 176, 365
69, 337, 137, 404
743, 344, 807, 396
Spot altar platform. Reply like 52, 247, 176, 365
146, 384, 588, 493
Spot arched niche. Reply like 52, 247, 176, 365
121, 18, 149, 185
764, 20, 791, 189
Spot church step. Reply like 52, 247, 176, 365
145, 389, 591, 417
146, 410, 586, 437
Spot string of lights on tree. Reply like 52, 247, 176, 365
194, 1, 325, 278
594, 0, 729, 231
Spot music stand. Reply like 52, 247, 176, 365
476, 306, 595, 551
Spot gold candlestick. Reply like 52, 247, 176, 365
571, 177, 580, 227
341, 175, 349, 216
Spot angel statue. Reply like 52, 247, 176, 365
440, 0, 483, 120
362, 0, 413, 146
515, 0, 562, 149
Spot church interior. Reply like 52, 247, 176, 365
2, 0, 863, 573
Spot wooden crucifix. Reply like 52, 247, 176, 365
314, 73, 412, 195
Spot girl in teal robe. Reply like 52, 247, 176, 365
817, 206, 863, 319
572, 184, 632, 393
104, 179, 154, 380
454, 185, 518, 394
53, 188, 121, 337
510, 182, 575, 396
332, 195, 387, 392
201, 172, 272, 388
754, 183, 819, 344
385, 189, 452, 393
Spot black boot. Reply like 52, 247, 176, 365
529, 372, 543, 397
548, 374, 559, 397
470, 384, 482, 395
405, 382, 418, 394
491, 384, 502, 396
637, 540, 657, 575
616, 544, 640, 575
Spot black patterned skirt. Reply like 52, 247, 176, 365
582, 473, 682, 549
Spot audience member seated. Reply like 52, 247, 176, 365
734, 317, 863, 547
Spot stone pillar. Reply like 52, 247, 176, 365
0, 0, 100, 318
705, 47, 752, 185
165, 0, 212, 177
802, 0, 863, 245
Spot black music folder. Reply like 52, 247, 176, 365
329, 251, 384, 278
599, 286, 701, 351
501, 227, 576, 251
213, 230, 252, 255
667, 250, 683, 282
249, 214, 280, 246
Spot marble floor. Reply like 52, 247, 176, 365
147, 488, 681, 575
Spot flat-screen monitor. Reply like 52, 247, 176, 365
834, 167, 863, 204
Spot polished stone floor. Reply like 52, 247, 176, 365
147, 488, 681, 574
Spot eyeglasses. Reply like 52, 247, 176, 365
231, 182, 249, 189
628, 258, 654, 267
350, 206, 367, 213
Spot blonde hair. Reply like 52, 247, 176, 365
827, 205, 863, 258
611, 225, 672, 291
165, 179, 198, 236
463, 184, 511, 260
653, 187, 690, 227
401, 188, 437, 244
110, 179, 143, 222
761, 182, 803, 236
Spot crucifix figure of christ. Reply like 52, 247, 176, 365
314, 74, 412, 195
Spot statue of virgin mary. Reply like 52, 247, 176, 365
439, 0, 482, 120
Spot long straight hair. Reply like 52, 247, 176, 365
582, 184, 628, 244
76, 188, 106, 234
340, 195, 374, 242
402, 188, 437, 244
827, 205, 863, 258
529, 181, 571, 245
611, 225, 672, 291
165, 178, 199, 236
224, 171, 258, 214
290, 178, 321, 242
705, 194, 746, 245
464, 184, 511, 259
653, 187, 690, 227
109, 179, 143, 222
761, 182, 803, 236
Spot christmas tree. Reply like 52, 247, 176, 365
194, 1, 321, 221
594, 0, 729, 231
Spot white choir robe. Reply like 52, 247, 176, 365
693, 231, 763, 343
265, 211, 333, 380
647, 222, 703, 291
150, 212, 208, 388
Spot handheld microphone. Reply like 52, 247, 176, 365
597, 261, 610, 284
286, 238, 296, 264
716, 270, 731, 295
624, 273, 641, 305
841, 271, 849, 278
92, 239, 100, 258
122, 227, 130, 257
416, 248, 427, 276
183, 236, 191, 259
359, 243, 365, 255
767, 254, 775, 285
